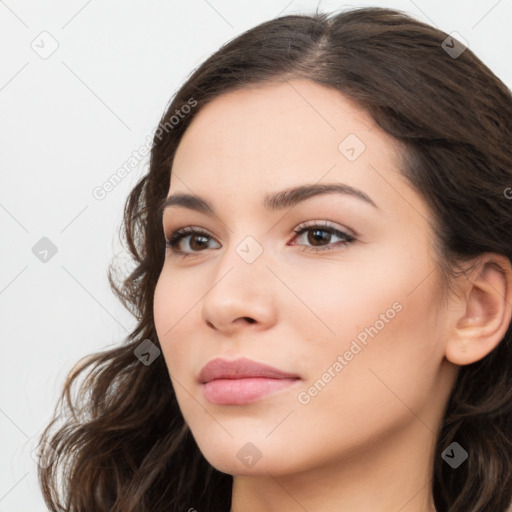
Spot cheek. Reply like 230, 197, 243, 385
154, 264, 201, 334
286, 289, 442, 455
290, 243, 444, 402
153, 272, 194, 373
153, 274, 174, 345
283, 251, 407, 354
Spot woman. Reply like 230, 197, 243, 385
37, 6, 512, 512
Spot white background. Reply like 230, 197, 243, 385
1, 1, 511, 510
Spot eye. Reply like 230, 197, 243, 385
164, 221, 357, 257
289, 221, 356, 253
165, 226, 219, 256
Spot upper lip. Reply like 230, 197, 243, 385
198, 357, 300, 384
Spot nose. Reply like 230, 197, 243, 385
200, 239, 278, 334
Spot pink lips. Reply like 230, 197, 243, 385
198, 357, 300, 405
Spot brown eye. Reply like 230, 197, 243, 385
165, 227, 220, 256
291, 222, 356, 252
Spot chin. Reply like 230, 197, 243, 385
202, 451, 288, 477
192, 433, 306, 477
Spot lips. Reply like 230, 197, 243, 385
198, 357, 301, 405
198, 357, 299, 383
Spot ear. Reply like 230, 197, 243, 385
445, 253, 512, 365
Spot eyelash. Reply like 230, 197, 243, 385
164, 221, 356, 258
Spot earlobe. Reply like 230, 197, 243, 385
445, 254, 512, 366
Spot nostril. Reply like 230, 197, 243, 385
243, 317, 256, 324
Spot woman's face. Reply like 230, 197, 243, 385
153, 79, 458, 476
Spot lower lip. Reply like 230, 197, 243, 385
202, 377, 299, 405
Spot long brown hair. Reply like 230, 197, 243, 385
37, 6, 512, 511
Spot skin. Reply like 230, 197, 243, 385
153, 78, 512, 512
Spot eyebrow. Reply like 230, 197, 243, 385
159, 182, 378, 218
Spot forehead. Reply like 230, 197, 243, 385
175, 79, 383, 168
172, 78, 401, 185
